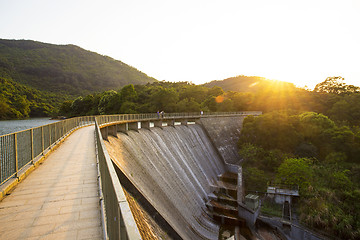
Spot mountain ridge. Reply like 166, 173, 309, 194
0, 39, 157, 95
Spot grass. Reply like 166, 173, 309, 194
260, 198, 283, 218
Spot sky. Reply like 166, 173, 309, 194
0, 0, 359, 89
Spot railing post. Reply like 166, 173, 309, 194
31, 129, 34, 164
14, 133, 18, 178
41, 126, 44, 154
49, 125, 52, 148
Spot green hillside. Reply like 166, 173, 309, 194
0, 76, 68, 119
0, 39, 157, 95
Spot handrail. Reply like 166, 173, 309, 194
95, 120, 142, 240
95, 111, 262, 126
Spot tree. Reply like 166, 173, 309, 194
98, 90, 118, 114
177, 98, 201, 112
207, 86, 224, 97
13, 95, 30, 118
119, 84, 137, 102
201, 96, 217, 112
239, 112, 302, 153
217, 98, 234, 112
70, 96, 84, 115
276, 158, 313, 190
150, 87, 178, 112
179, 85, 208, 103
243, 167, 268, 192
314, 76, 359, 94
329, 94, 360, 126
119, 101, 137, 113
298, 112, 335, 143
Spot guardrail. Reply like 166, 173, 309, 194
95, 120, 141, 240
0, 116, 94, 186
96, 111, 262, 126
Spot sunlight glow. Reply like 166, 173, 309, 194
0, 0, 359, 88
215, 96, 224, 103
249, 82, 259, 88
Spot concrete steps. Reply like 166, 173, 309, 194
206, 171, 244, 226
208, 192, 238, 208
210, 173, 238, 199
218, 172, 237, 185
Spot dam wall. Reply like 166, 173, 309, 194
105, 125, 225, 240
200, 115, 247, 165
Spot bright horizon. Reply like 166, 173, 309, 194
0, 0, 359, 89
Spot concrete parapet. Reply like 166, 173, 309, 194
167, 119, 175, 127
128, 122, 138, 131
101, 127, 108, 140
108, 125, 117, 137
117, 123, 127, 133
154, 120, 163, 128
141, 121, 151, 130
181, 119, 188, 126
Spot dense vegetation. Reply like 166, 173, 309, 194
239, 78, 360, 239
0, 39, 156, 96
0, 76, 68, 119
58, 81, 224, 116
57, 78, 309, 116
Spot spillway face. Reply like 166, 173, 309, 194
200, 116, 246, 165
105, 124, 226, 240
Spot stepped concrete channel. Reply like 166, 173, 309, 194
104, 115, 253, 240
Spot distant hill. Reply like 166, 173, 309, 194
203, 75, 296, 92
0, 39, 157, 95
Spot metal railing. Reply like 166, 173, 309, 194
95, 120, 141, 240
0, 116, 94, 185
95, 111, 262, 126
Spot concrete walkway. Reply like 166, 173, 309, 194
0, 126, 102, 240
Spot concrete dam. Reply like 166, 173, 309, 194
104, 116, 246, 240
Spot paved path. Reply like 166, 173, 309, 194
0, 126, 102, 240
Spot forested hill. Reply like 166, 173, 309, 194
203, 75, 297, 92
0, 39, 157, 95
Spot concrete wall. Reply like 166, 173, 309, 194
200, 116, 247, 165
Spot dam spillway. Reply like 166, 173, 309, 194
105, 124, 227, 240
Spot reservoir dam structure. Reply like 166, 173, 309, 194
102, 113, 259, 239
3, 112, 296, 240
1, 112, 325, 239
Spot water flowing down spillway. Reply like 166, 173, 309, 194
105, 124, 226, 240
